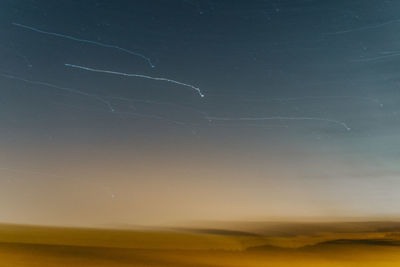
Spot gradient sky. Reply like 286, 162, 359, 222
0, 0, 400, 227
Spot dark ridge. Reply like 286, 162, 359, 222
376, 226, 400, 232
316, 239, 400, 247
247, 238, 400, 252
210, 221, 400, 237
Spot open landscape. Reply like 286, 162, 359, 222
2, 221, 400, 266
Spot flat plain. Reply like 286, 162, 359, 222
2, 222, 400, 266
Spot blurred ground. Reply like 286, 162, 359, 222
1, 222, 400, 266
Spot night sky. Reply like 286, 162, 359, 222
1, 0, 400, 227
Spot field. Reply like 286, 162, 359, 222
1, 222, 400, 266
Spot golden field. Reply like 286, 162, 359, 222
1, 222, 400, 266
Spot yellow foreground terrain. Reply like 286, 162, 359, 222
1, 222, 400, 266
